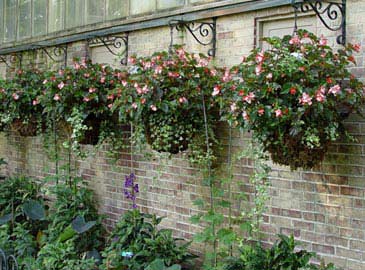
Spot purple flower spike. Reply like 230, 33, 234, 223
123, 173, 139, 209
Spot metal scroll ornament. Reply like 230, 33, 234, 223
292, 0, 346, 45
0, 53, 22, 69
87, 34, 129, 65
169, 19, 217, 57
0, 248, 31, 270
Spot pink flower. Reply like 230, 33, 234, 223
266, 73, 273, 80
258, 108, 265, 116
132, 103, 138, 109
128, 57, 136, 65
198, 58, 209, 67
275, 109, 283, 117
83, 97, 90, 102
315, 86, 326, 102
242, 111, 249, 121
100, 77, 106, 83
89, 87, 96, 93
289, 35, 301, 45
143, 61, 152, 70
12, 93, 19, 100
222, 69, 232, 82
58, 82, 65, 89
150, 105, 157, 111
328, 84, 341, 96
179, 97, 188, 103
32, 99, 40, 106
107, 94, 115, 100
212, 85, 221, 96
241, 56, 247, 62
319, 35, 327, 46
176, 48, 186, 60
84, 73, 90, 78
74, 62, 80, 70
108, 104, 113, 109
122, 80, 128, 87
54, 94, 61, 101
210, 69, 217, 76
168, 72, 180, 78
141, 98, 146, 104
0, 88, 4, 93
353, 43, 361, 53
256, 51, 264, 63
298, 66, 306, 72
299, 93, 312, 105
58, 69, 64, 76
230, 103, 237, 112
43, 79, 48, 85
154, 66, 163, 74
243, 92, 255, 104
255, 64, 262, 76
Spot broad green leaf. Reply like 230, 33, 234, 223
71, 216, 96, 234
23, 200, 45, 220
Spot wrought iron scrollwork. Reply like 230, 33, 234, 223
0, 53, 23, 69
39, 45, 68, 67
292, 0, 346, 45
0, 249, 31, 270
169, 18, 217, 57
87, 34, 129, 65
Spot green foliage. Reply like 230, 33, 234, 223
112, 47, 221, 156
35, 240, 96, 270
223, 235, 336, 270
101, 209, 195, 270
219, 29, 365, 169
0, 70, 45, 136
0, 176, 104, 270
191, 142, 271, 270
44, 178, 105, 253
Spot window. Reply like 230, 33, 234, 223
33, 0, 47, 36
85, 0, 105, 24
66, 0, 84, 29
48, 0, 64, 33
4, 0, 17, 42
18, 0, 32, 39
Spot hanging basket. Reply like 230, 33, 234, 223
11, 118, 39, 137
143, 112, 196, 154
264, 131, 330, 170
79, 114, 102, 145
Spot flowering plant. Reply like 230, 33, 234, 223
41, 60, 126, 148
123, 173, 139, 209
219, 30, 365, 169
0, 69, 45, 136
111, 47, 222, 155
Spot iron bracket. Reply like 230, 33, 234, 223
169, 18, 217, 57
86, 33, 129, 65
292, 0, 346, 45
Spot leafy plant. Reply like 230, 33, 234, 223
112, 47, 221, 156
0, 69, 45, 136
218, 29, 365, 169
223, 235, 336, 270
101, 209, 195, 270
44, 178, 105, 254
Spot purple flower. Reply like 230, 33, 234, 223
123, 173, 139, 209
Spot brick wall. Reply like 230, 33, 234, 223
1, 1, 365, 269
